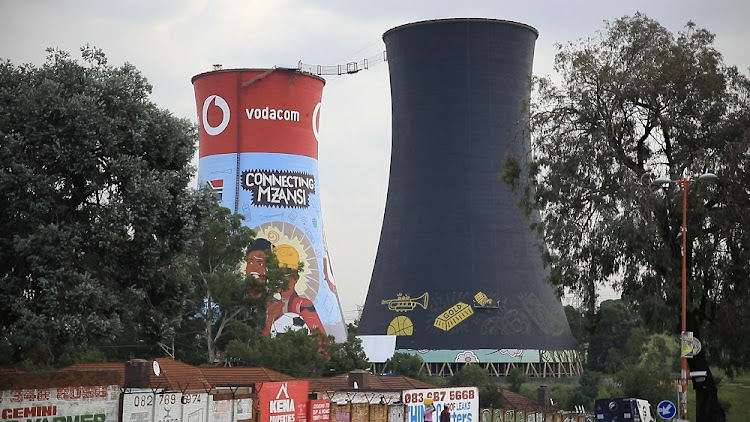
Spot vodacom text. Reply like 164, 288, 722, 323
246, 106, 300, 122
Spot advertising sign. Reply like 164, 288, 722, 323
257, 381, 308, 422
1, 386, 120, 422
307, 400, 330, 422
402, 387, 478, 422
121, 392, 208, 422
192, 69, 347, 342
680, 332, 701, 358
212, 397, 253, 422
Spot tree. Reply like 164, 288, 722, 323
346, 319, 359, 336
182, 197, 284, 364
615, 364, 674, 410
587, 300, 641, 371
224, 329, 330, 377
479, 384, 504, 409
450, 364, 489, 387
325, 331, 369, 375
0, 47, 206, 366
503, 14, 750, 421
386, 352, 424, 378
564, 370, 601, 411
507, 367, 526, 393
504, 14, 750, 421
577, 370, 601, 402
563, 305, 587, 349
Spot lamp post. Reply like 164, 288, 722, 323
652, 172, 717, 421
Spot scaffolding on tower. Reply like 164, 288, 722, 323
279, 50, 387, 76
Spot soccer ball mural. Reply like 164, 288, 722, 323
270, 312, 309, 337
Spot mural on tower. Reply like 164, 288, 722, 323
357, 18, 577, 358
192, 68, 347, 342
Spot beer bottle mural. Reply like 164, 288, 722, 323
192, 68, 347, 342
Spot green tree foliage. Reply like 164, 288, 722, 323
507, 367, 526, 393
450, 364, 489, 387
224, 329, 368, 377
563, 305, 587, 349
0, 47, 205, 366
615, 365, 674, 410
346, 320, 358, 336
479, 385, 504, 409
565, 389, 591, 412
578, 371, 602, 402
504, 14, 750, 421
224, 329, 330, 377
587, 300, 641, 371
563, 370, 602, 412
181, 197, 285, 364
386, 352, 424, 378
325, 331, 370, 375
640, 333, 680, 373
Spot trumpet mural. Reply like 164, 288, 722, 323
381, 292, 429, 312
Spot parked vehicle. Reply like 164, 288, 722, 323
594, 398, 656, 422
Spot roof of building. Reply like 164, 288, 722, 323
501, 390, 555, 412
302, 371, 436, 393
58, 359, 351, 394
61, 358, 211, 392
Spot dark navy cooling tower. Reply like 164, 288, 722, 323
358, 19, 576, 360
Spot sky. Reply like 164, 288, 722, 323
2, 1, 749, 323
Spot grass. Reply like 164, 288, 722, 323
715, 371, 750, 422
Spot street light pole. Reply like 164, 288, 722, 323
652, 173, 717, 422
679, 178, 690, 422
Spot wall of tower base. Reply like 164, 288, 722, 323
371, 360, 584, 378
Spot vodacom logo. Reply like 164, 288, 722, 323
202, 95, 230, 136
312, 102, 321, 142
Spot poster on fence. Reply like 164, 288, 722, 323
307, 400, 330, 422
257, 381, 308, 422
1, 386, 120, 422
121, 392, 209, 422
402, 387, 478, 422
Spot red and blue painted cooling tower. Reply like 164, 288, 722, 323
357, 19, 578, 374
192, 68, 347, 342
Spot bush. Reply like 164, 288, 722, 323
508, 367, 526, 393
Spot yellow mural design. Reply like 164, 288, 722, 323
433, 302, 474, 331
387, 316, 414, 335
473, 291, 499, 308
381, 292, 429, 312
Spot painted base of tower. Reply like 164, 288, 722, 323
369, 348, 583, 378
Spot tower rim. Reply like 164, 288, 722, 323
383, 18, 539, 41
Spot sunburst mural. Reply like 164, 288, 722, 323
254, 221, 320, 301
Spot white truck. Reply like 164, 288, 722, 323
594, 398, 656, 422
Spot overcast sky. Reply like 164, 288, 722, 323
2, 1, 748, 323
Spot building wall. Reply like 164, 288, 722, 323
0, 386, 120, 422
0, 386, 592, 422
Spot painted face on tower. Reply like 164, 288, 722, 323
246, 238, 272, 279
246, 250, 267, 278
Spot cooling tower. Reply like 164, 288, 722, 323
358, 19, 579, 374
192, 68, 347, 342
